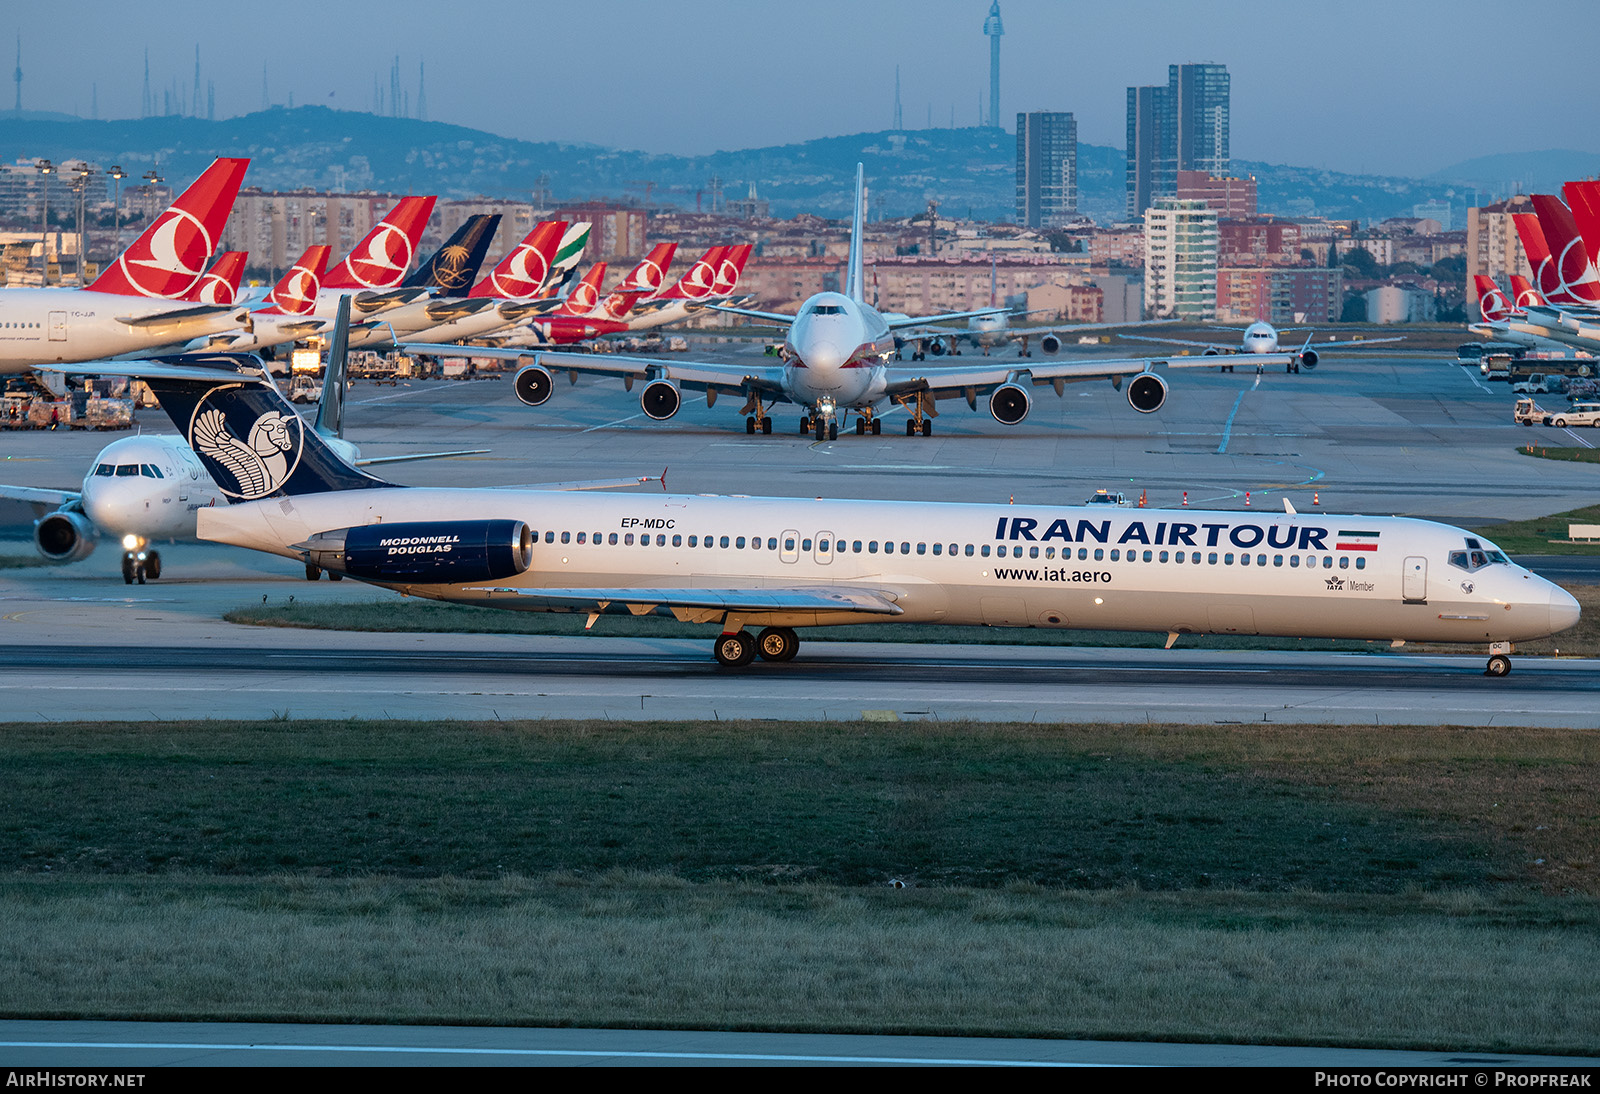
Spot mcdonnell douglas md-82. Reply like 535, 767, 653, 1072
405, 166, 1307, 438
55, 347, 1579, 676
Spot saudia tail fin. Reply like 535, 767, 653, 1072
87, 157, 250, 299
401, 213, 501, 293
844, 163, 865, 304
323, 195, 438, 290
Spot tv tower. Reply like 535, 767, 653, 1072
983, 1, 1003, 129
13, 34, 20, 113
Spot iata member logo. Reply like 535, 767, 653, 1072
1324, 576, 1345, 591
188, 390, 304, 500
115, 207, 212, 298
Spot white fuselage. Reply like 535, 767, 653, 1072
78, 434, 227, 543
0, 288, 244, 374
198, 488, 1578, 646
779, 291, 896, 415
1240, 321, 1280, 354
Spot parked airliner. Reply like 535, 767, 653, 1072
406, 166, 1301, 438
48, 346, 1579, 676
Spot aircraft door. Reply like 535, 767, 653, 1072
1402, 556, 1427, 603
48, 311, 66, 341
814, 531, 834, 565
780, 530, 799, 564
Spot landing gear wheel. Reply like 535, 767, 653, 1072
714, 630, 757, 668
121, 555, 135, 585
746, 416, 756, 434
855, 417, 865, 435
905, 419, 917, 436
828, 420, 838, 440
1486, 654, 1511, 677
756, 627, 800, 662
920, 420, 933, 437
800, 416, 810, 435
871, 418, 881, 435
145, 551, 161, 580
330, 571, 344, 581
761, 416, 772, 434
306, 562, 322, 581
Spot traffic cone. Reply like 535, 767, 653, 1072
1313, 491, 1320, 506
1245, 492, 1251, 506
1182, 491, 1188, 506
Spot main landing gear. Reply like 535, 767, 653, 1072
305, 562, 344, 581
713, 627, 800, 668
800, 413, 838, 440
1485, 642, 1513, 677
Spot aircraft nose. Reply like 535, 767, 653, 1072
81, 480, 143, 537
805, 339, 844, 372
1549, 584, 1581, 635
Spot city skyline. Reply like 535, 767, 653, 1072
4, 0, 1598, 179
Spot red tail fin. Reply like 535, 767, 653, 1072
1562, 180, 1600, 268
323, 195, 438, 290
619, 243, 679, 294
555, 263, 607, 317
1513, 213, 1558, 300
264, 245, 332, 315
1508, 274, 1544, 309
1530, 193, 1600, 305
471, 220, 567, 300
658, 246, 726, 301
87, 157, 249, 299
1473, 275, 1512, 321
183, 251, 247, 305
712, 243, 752, 295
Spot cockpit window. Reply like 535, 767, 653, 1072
807, 304, 844, 316
140, 465, 162, 478
1449, 549, 1508, 573
93, 464, 114, 477
115, 464, 139, 477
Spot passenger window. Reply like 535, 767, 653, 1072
1143, 550, 1153, 562
751, 536, 761, 550
656, 534, 666, 546
1175, 551, 1185, 563
560, 532, 570, 544
1159, 551, 1168, 563
609, 533, 618, 545
918, 543, 927, 555
1031, 547, 1041, 559
785, 538, 795, 551
769, 538, 779, 550
1045, 547, 1055, 559
901, 543, 910, 554
736, 537, 746, 549
869, 541, 878, 554
1109, 549, 1119, 561
1224, 553, 1233, 565
688, 535, 698, 547
1257, 554, 1266, 566
671, 534, 681, 547
1208, 552, 1217, 564
1306, 555, 1316, 568
1355, 557, 1365, 570
576, 532, 587, 544
980, 545, 990, 557
932, 543, 942, 555
1093, 549, 1104, 561
853, 540, 863, 553
1290, 555, 1300, 568
802, 539, 812, 551
544, 531, 555, 544
625, 534, 634, 545
963, 544, 973, 557
1339, 557, 1348, 569
1323, 556, 1333, 568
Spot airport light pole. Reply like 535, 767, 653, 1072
72, 164, 92, 285
108, 164, 124, 254
36, 158, 52, 280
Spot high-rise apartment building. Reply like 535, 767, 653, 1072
1144, 198, 1217, 319
1126, 63, 1230, 220
1015, 111, 1077, 228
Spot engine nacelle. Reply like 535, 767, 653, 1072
34, 510, 96, 563
1298, 348, 1319, 370
928, 340, 946, 356
1039, 334, 1062, 354
640, 378, 682, 420
513, 362, 555, 406
989, 383, 1032, 425
1203, 347, 1221, 356
1126, 372, 1168, 414
301, 520, 534, 584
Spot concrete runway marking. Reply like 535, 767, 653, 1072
579, 412, 646, 434
351, 381, 495, 406
1459, 367, 1491, 393
1561, 427, 1595, 449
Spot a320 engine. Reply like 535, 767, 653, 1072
34, 509, 97, 563
299, 519, 534, 583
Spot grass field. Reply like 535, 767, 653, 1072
1516, 445, 1600, 466
2, 719, 1597, 1051
224, 582, 1600, 658
1472, 505, 1600, 556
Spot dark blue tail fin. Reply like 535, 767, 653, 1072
137, 353, 396, 503
402, 214, 501, 294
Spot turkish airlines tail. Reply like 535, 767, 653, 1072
1508, 274, 1544, 310
712, 243, 753, 296
470, 220, 568, 301
597, 243, 680, 319
1474, 275, 1513, 321
1562, 180, 1600, 267
184, 251, 247, 305
1529, 193, 1600, 306
656, 246, 727, 302
554, 263, 608, 317
322, 195, 438, 291
86, 157, 250, 300
263, 245, 332, 315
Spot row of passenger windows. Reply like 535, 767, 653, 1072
1, 322, 40, 329
531, 529, 1368, 569
94, 463, 165, 478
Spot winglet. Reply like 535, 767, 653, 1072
845, 163, 865, 304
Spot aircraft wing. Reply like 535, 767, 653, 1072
1117, 333, 1236, 351
0, 484, 78, 507
468, 584, 903, 617
882, 353, 1297, 400
115, 304, 246, 330
1309, 336, 1406, 350
399, 344, 791, 399
352, 449, 490, 467
884, 307, 1006, 331
705, 304, 798, 325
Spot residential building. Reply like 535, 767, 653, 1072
1126, 63, 1230, 220
1144, 198, 1217, 319
1175, 170, 1256, 219
1217, 266, 1341, 324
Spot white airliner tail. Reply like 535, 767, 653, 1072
845, 163, 865, 304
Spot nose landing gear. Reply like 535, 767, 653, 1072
121, 544, 160, 585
